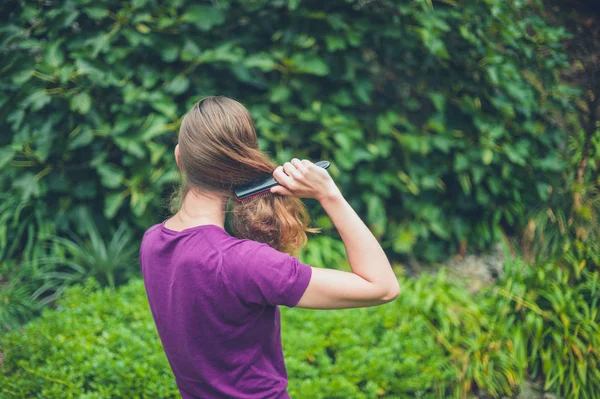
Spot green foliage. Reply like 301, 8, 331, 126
0, 279, 179, 398
36, 215, 139, 291
285, 268, 525, 398
490, 255, 600, 398
0, 215, 138, 333
0, 261, 41, 332
0, 0, 576, 270
523, 125, 600, 266
0, 270, 522, 398
3, 247, 599, 398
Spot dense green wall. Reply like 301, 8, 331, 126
0, 0, 575, 262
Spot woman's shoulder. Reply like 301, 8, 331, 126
144, 223, 163, 236
140, 222, 162, 242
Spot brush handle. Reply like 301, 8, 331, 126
234, 160, 330, 200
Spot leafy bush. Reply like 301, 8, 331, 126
1, 272, 522, 398
0, 0, 576, 268
0, 213, 138, 333
0, 279, 180, 398
3, 251, 599, 398
490, 257, 600, 398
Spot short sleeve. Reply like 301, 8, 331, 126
223, 240, 313, 308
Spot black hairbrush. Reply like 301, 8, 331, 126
234, 160, 330, 202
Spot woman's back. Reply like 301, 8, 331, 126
139, 96, 399, 398
140, 221, 312, 399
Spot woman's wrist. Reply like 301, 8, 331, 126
317, 186, 343, 205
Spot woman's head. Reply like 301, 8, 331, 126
172, 96, 318, 254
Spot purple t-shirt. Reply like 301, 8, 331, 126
139, 221, 313, 399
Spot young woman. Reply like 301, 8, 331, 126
139, 96, 400, 399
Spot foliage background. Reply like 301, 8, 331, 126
1, 0, 599, 398
0, 0, 575, 265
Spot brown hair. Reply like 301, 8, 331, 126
171, 96, 319, 255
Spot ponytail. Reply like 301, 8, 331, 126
173, 95, 320, 255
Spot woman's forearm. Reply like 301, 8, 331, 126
319, 191, 399, 297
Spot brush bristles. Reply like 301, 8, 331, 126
234, 190, 273, 202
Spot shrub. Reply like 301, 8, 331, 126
489, 256, 600, 398
0, 213, 139, 333
3, 253, 599, 398
0, 272, 521, 398
0, 279, 180, 398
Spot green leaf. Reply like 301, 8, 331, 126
430, 221, 450, 240
68, 129, 94, 150
11, 69, 33, 85
159, 46, 179, 63
244, 54, 277, 72
269, 86, 290, 103
180, 40, 202, 62
181, 5, 225, 31
136, 24, 151, 34
165, 75, 189, 95
70, 92, 92, 115
113, 137, 145, 158
429, 92, 446, 112
366, 195, 387, 236
454, 153, 469, 171
96, 164, 123, 189
23, 90, 51, 111
482, 149, 494, 165
141, 116, 169, 141
83, 6, 107, 20
13, 173, 41, 201
325, 35, 346, 52
536, 182, 550, 201
393, 226, 416, 253
104, 193, 124, 219
0, 147, 16, 169
289, 54, 329, 76
84, 34, 110, 58
45, 40, 64, 68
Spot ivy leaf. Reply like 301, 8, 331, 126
68, 129, 94, 150
13, 173, 41, 201
269, 86, 290, 103
289, 54, 329, 76
70, 92, 92, 115
83, 6, 107, 20
482, 149, 494, 165
22, 90, 51, 111
165, 75, 189, 95
180, 40, 202, 62
45, 40, 64, 68
181, 5, 225, 31
136, 24, 151, 34
325, 35, 346, 52
141, 116, 169, 141
96, 164, 123, 189
244, 54, 277, 72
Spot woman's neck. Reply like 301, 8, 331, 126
169, 189, 227, 230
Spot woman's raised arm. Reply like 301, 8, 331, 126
270, 159, 400, 310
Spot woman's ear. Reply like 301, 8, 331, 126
175, 144, 183, 171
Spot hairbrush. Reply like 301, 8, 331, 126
234, 160, 330, 202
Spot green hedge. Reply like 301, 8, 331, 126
3, 252, 598, 398
0, 273, 509, 398
0, 0, 576, 264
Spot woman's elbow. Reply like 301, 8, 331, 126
381, 281, 401, 302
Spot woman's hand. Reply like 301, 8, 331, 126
270, 158, 341, 202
